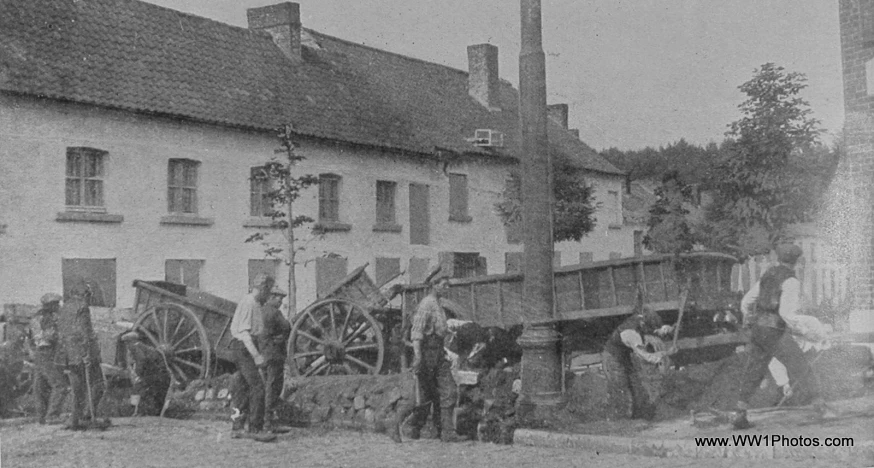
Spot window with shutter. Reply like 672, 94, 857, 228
66, 147, 106, 211
248, 259, 280, 287
448, 173, 471, 222
165, 259, 204, 288
318, 174, 341, 222
375, 257, 401, 286
505, 252, 524, 273
62, 258, 116, 307
315, 256, 348, 298
168, 159, 199, 214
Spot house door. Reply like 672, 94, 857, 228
409, 183, 430, 245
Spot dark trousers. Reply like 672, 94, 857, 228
68, 360, 104, 426
410, 343, 457, 432
738, 322, 785, 405
33, 350, 68, 420
602, 349, 653, 419
230, 342, 265, 432
263, 359, 284, 419
774, 333, 820, 402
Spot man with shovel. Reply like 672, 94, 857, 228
55, 284, 108, 431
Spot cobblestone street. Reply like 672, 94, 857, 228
0, 417, 858, 468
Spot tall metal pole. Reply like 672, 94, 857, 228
517, 0, 562, 409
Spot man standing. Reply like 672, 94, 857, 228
406, 267, 468, 443
55, 286, 105, 430
229, 273, 275, 442
258, 285, 291, 433
602, 306, 675, 420
732, 243, 830, 429
28, 293, 68, 424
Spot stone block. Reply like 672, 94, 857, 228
364, 408, 375, 423
353, 395, 366, 410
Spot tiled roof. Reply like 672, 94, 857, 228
0, 0, 624, 175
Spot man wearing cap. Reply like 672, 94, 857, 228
404, 267, 468, 443
55, 285, 106, 430
228, 273, 275, 442
602, 305, 675, 420
28, 293, 68, 424
257, 285, 291, 433
732, 243, 829, 429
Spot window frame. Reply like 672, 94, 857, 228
65, 147, 107, 212
318, 173, 341, 223
250, 166, 274, 218
375, 180, 397, 225
167, 159, 200, 215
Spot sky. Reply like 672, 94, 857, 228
144, 0, 844, 151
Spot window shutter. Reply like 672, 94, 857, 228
408, 257, 430, 284
376, 181, 396, 224
62, 258, 116, 307
475, 256, 487, 276
409, 183, 430, 245
505, 252, 523, 273
448, 174, 469, 221
316, 256, 348, 298
375, 257, 401, 286
438, 252, 456, 278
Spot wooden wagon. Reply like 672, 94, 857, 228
397, 251, 747, 363
127, 280, 238, 385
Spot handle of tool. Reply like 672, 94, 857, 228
83, 358, 98, 421
671, 277, 692, 350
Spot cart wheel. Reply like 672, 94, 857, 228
288, 298, 385, 377
132, 303, 211, 386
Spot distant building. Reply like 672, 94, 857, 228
0, 0, 629, 309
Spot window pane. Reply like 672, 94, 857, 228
168, 187, 179, 212
85, 153, 102, 177
182, 188, 196, 213
184, 162, 197, 186
84, 180, 103, 206
67, 153, 81, 177
66, 179, 81, 206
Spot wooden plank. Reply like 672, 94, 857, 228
554, 300, 679, 321
608, 266, 618, 307
675, 331, 750, 350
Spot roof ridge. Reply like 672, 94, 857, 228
119, 0, 262, 37
304, 28, 472, 78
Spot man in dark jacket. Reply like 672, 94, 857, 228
28, 293, 68, 424
55, 287, 105, 430
258, 285, 291, 433
602, 306, 675, 420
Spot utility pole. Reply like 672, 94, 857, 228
517, 0, 562, 411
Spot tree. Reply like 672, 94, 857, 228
495, 153, 598, 242
245, 124, 319, 320
702, 63, 824, 257
643, 171, 697, 256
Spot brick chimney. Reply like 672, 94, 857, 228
547, 104, 568, 129
247, 3, 301, 61
839, 0, 874, 334
467, 44, 500, 111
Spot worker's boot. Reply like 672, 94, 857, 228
730, 402, 751, 430
440, 408, 470, 443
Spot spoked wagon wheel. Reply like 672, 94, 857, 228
132, 303, 211, 386
288, 298, 385, 377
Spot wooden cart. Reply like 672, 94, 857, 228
128, 280, 238, 385
285, 264, 401, 377
397, 251, 747, 360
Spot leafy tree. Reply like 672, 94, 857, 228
245, 124, 319, 319
643, 171, 697, 255
495, 154, 598, 242
702, 63, 825, 257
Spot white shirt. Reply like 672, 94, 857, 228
740, 275, 801, 322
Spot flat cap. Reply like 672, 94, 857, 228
40, 293, 62, 305
270, 285, 287, 297
775, 243, 803, 264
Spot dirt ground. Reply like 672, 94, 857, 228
0, 416, 856, 468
